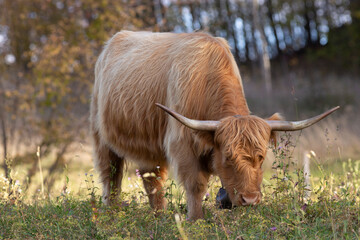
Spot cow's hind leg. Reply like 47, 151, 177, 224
140, 165, 168, 211
92, 132, 124, 205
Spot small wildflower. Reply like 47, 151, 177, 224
301, 203, 308, 211
310, 150, 316, 157
121, 200, 130, 207
175, 213, 181, 222
270, 227, 277, 231
156, 165, 160, 169
128, 177, 131, 181
85, 173, 88, 176
136, 169, 141, 178
204, 192, 210, 201
36, 146, 40, 157
143, 172, 156, 178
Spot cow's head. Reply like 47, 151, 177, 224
156, 103, 339, 206
213, 115, 274, 206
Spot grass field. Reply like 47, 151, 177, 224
1, 132, 360, 239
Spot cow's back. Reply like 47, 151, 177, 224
91, 31, 249, 165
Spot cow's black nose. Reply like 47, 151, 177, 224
215, 188, 232, 209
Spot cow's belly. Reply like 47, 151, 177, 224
99, 113, 168, 170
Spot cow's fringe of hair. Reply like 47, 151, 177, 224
215, 115, 271, 160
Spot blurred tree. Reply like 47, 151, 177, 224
252, 0, 272, 93
0, 0, 155, 189
0, 0, 355, 189
159, 0, 352, 63
307, 0, 359, 71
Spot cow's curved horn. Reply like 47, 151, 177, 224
155, 103, 219, 131
266, 106, 340, 131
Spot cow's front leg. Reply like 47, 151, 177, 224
166, 131, 210, 220
182, 170, 210, 220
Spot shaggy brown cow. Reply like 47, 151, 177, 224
90, 31, 339, 220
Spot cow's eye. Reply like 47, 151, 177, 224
258, 155, 264, 163
244, 156, 252, 162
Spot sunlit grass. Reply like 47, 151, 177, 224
1, 131, 360, 239
1, 166, 359, 239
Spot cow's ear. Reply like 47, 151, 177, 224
267, 113, 283, 147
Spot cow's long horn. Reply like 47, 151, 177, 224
155, 103, 219, 131
266, 106, 340, 131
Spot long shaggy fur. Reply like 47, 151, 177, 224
90, 31, 276, 219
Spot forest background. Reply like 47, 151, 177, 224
0, 0, 359, 195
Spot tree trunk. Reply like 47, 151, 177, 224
0, 79, 9, 178
267, 0, 281, 54
303, 0, 319, 47
225, 0, 241, 64
0, 111, 9, 178
252, 0, 272, 94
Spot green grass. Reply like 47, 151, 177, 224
0, 186, 359, 239
1, 136, 360, 239
1, 163, 360, 240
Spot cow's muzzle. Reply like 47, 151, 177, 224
239, 192, 262, 206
